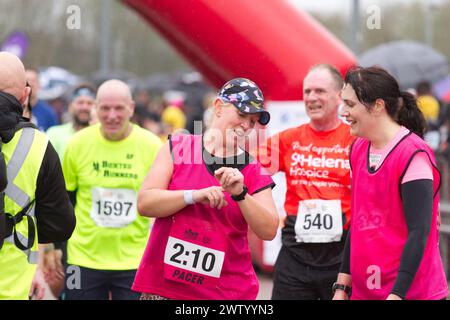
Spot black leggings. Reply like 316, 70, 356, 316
271, 246, 339, 300
63, 265, 140, 300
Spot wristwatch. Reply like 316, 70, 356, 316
231, 185, 248, 201
332, 282, 352, 296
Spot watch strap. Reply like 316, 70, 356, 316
231, 185, 248, 201
332, 282, 352, 296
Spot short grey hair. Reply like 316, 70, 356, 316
307, 63, 344, 91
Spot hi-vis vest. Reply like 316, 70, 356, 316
0, 128, 48, 300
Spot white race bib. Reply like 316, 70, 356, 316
294, 199, 343, 243
164, 236, 225, 278
90, 187, 137, 228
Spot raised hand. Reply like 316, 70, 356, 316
214, 167, 244, 196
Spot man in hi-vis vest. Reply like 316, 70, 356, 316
0, 52, 76, 300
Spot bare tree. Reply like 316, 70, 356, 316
0, 0, 188, 76
1, 0, 449, 77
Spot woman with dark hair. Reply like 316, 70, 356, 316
332, 66, 448, 300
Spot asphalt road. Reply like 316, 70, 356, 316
256, 272, 274, 300
43, 271, 275, 300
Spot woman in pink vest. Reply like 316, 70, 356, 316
132, 78, 279, 300
333, 66, 448, 300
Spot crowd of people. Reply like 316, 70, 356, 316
0, 50, 449, 300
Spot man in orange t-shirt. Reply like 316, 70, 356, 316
258, 64, 355, 300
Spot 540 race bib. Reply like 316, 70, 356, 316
295, 199, 343, 243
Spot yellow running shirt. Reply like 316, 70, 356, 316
63, 123, 162, 270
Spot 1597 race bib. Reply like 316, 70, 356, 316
90, 187, 137, 228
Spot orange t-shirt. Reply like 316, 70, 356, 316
258, 122, 355, 229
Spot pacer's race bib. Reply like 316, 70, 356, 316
164, 217, 226, 288
90, 187, 137, 228
295, 199, 343, 243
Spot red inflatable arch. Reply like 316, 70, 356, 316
123, 0, 356, 101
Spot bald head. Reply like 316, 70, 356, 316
97, 79, 133, 103
95, 79, 135, 141
0, 52, 28, 101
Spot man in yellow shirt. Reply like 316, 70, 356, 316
62, 80, 162, 299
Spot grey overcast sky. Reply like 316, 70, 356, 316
288, 0, 448, 16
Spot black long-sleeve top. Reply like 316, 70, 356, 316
35, 142, 76, 243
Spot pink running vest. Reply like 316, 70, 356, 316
349, 132, 448, 300
132, 134, 274, 299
